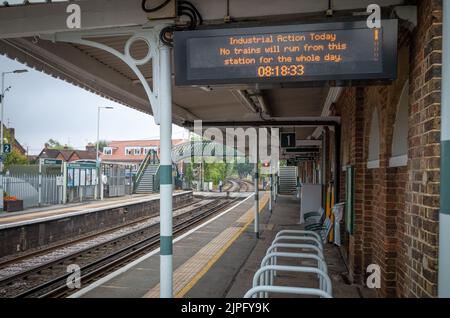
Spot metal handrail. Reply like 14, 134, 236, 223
244, 285, 332, 298
260, 252, 328, 297
251, 265, 332, 297
267, 243, 324, 277
153, 164, 161, 192
271, 235, 323, 250
267, 243, 324, 259
275, 230, 322, 242
134, 151, 153, 187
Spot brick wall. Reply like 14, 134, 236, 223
404, 0, 442, 298
334, 0, 442, 297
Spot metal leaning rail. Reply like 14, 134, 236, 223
245, 226, 333, 298
251, 265, 332, 297
244, 285, 332, 298
259, 252, 328, 297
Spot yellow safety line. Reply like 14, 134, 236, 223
175, 192, 269, 298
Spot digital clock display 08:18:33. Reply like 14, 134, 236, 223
257, 64, 305, 78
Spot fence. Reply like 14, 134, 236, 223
3, 173, 62, 209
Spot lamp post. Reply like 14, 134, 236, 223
0, 69, 28, 212
96, 106, 113, 201
96, 106, 114, 165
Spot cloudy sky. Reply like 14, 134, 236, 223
0, 55, 187, 155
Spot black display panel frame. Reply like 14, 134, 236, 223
174, 19, 398, 86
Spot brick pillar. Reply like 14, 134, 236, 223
405, 0, 442, 297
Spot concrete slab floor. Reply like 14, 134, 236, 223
0, 191, 190, 225
79, 195, 257, 298
185, 195, 377, 298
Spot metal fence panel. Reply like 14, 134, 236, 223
3, 173, 61, 209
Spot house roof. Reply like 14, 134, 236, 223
71, 150, 97, 161
106, 139, 185, 148
37, 147, 98, 161
58, 150, 74, 161
38, 148, 61, 159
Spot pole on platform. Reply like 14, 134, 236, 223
38, 159, 42, 207
159, 43, 173, 298
62, 162, 67, 204
439, 0, 450, 298
254, 130, 260, 238
269, 162, 273, 214
274, 172, 278, 203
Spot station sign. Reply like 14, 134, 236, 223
67, 162, 97, 169
3, 144, 11, 154
281, 133, 296, 148
40, 159, 63, 165
174, 20, 397, 86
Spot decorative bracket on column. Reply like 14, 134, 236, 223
40, 25, 170, 124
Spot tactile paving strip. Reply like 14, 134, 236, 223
143, 193, 269, 298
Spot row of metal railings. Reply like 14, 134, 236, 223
2, 173, 62, 209
244, 219, 335, 298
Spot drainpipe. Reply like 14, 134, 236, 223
159, 44, 173, 298
439, 0, 450, 298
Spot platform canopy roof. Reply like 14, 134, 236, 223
0, 0, 406, 140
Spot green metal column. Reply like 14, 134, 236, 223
254, 131, 260, 238
159, 44, 173, 298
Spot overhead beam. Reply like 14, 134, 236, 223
188, 0, 404, 21
231, 90, 259, 113
183, 118, 340, 128
255, 90, 272, 117
296, 140, 323, 147
0, 0, 405, 39
0, 0, 149, 39
311, 86, 343, 138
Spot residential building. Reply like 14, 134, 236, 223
100, 139, 186, 170
37, 144, 98, 162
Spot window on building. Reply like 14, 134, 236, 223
125, 147, 133, 156
103, 147, 113, 155
367, 109, 380, 169
135, 148, 142, 155
390, 81, 409, 167
143, 146, 158, 155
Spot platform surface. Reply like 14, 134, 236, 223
0, 191, 189, 227
69, 192, 376, 298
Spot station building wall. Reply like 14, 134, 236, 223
333, 0, 442, 298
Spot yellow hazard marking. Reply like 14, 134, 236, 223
142, 192, 269, 298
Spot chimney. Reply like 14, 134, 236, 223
86, 143, 96, 152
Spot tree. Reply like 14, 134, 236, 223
94, 140, 108, 153
3, 149, 28, 172
236, 162, 254, 178
46, 139, 72, 150
184, 162, 194, 186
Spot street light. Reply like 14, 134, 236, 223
96, 106, 113, 201
0, 69, 28, 212
1, 69, 28, 152
96, 106, 114, 165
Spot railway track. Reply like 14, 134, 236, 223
226, 179, 254, 192
0, 199, 197, 274
0, 197, 241, 298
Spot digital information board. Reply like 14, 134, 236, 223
174, 20, 398, 86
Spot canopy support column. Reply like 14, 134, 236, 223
159, 43, 173, 298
